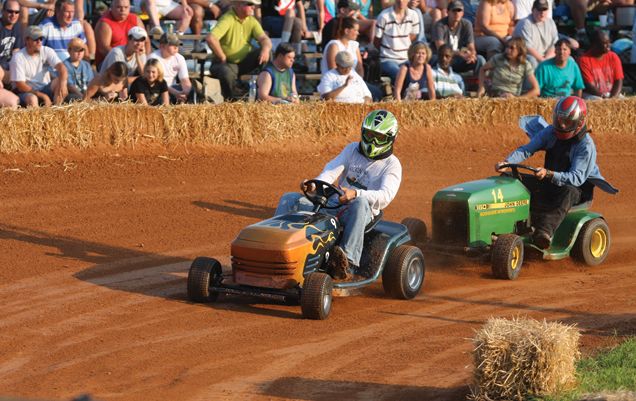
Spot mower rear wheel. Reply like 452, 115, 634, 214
491, 234, 524, 280
187, 257, 222, 303
401, 217, 427, 245
383, 245, 425, 299
301, 273, 333, 320
572, 218, 610, 266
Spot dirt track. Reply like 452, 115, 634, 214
1, 123, 635, 401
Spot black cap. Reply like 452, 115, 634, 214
447, 0, 464, 11
337, 0, 360, 10
532, 0, 549, 11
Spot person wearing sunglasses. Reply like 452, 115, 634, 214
10, 25, 68, 107
274, 109, 402, 280
0, 0, 24, 87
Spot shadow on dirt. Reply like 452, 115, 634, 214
261, 377, 469, 401
193, 199, 275, 219
418, 294, 636, 337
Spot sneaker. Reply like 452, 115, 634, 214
149, 26, 164, 37
533, 230, 552, 250
327, 246, 351, 280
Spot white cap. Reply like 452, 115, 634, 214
128, 26, 147, 40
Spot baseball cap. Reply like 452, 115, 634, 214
159, 32, 181, 46
128, 26, 147, 40
231, 0, 262, 5
532, 0, 549, 10
25, 25, 44, 40
337, 0, 361, 11
447, 0, 464, 11
335, 51, 354, 68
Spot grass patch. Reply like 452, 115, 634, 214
544, 337, 636, 401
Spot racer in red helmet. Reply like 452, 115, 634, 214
496, 96, 618, 249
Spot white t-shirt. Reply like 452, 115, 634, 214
321, 39, 359, 74
317, 69, 372, 104
100, 45, 147, 76
315, 142, 402, 216
10, 46, 61, 90
148, 49, 189, 87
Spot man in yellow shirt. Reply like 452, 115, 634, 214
206, 0, 272, 100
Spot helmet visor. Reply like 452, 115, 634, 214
362, 128, 391, 145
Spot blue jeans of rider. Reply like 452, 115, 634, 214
274, 192, 373, 267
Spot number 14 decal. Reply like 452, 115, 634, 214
491, 188, 504, 203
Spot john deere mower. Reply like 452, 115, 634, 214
402, 116, 612, 280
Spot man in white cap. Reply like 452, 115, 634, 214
100, 26, 148, 84
148, 32, 192, 103
206, 0, 272, 100
317, 50, 372, 103
10, 25, 68, 107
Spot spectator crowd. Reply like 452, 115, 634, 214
0, 0, 633, 108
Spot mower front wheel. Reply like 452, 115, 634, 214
491, 234, 524, 280
383, 245, 425, 299
301, 272, 333, 320
572, 218, 610, 266
187, 257, 223, 303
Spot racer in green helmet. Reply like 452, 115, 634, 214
360, 109, 399, 160
274, 109, 403, 281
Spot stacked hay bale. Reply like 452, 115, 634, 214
1, 98, 636, 154
471, 316, 580, 401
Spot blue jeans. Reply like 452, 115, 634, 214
380, 60, 403, 84
274, 192, 372, 266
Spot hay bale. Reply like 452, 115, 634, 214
470, 316, 581, 401
1, 98, 636, 154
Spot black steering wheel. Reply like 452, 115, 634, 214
498, 163, 540, 181
302, 179, 344, 210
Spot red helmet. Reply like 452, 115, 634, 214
553, 96, 587, 140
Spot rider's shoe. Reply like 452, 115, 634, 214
533, 230, 552, 250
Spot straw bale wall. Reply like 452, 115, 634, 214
1, 98, 635, 154
471, 316, 581, 401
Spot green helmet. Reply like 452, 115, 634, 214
360, 109, 399, 160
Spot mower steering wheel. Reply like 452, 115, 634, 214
303, 179, 344, 210
499, 163, 540, 181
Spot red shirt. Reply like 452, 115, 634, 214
96, 10, 140, 64
578, 50, 624, 96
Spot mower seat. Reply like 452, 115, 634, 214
365, 210, 384, 233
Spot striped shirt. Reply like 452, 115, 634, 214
375, 7, 420, 63
40, 17, 87, 61
432, 65, 464, 98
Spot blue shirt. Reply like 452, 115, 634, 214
535, 57, 584, 98
505, 126, 617, 194
64, 58, 94, 93
40, 17, 86, 61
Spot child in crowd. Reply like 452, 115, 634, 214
84, 61, 129, 101
64, 38, 95, 102
129, 58, 169, 105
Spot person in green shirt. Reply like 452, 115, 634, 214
206, 0, 272, 100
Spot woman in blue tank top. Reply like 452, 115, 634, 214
394, 42, 436, 101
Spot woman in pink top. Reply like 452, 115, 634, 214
474, 0, 515, 59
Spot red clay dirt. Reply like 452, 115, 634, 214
1, 124, 635, 401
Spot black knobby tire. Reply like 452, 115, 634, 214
401, 217, 427, 245
491, 234, 524, 280
301, 272, 333, 320
382, 245, 426, 299
187, 257, 222, 303
572, 218, 610, 266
